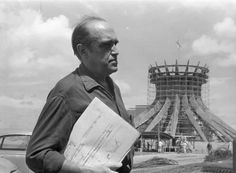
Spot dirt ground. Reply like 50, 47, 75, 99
132, 152, 207, 173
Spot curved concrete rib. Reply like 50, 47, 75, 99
190, 95, 233, 141
195, 96, 236, 139
196, 97, 236, 137
165, 95, 180, 137
133, 100, 162, 128
196, 97, 208, 110
145, 97, 171, 132
182, 95, 207, 142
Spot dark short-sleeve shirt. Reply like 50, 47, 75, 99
26, 64, 133, 173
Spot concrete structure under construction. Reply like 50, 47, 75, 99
133, 60, 236, 142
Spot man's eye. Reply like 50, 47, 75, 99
101, 43, 113, 49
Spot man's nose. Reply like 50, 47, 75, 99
111, 44, 119, 55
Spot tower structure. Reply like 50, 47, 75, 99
134, 60, 236, 142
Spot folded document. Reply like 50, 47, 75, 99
64, 97, 140, 166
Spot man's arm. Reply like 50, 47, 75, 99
26, 95, 122, 173
26, 96, 72, 173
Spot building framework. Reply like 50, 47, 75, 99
134, 60, 236, 142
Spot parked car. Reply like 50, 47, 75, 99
0, 157, 22, 173
0, 132, 32, 173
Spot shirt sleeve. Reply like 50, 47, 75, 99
26, 95, 74, 173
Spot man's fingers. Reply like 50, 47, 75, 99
109, 170, 118, 173
103, 162, 122, 170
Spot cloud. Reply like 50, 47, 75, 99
0, 1, 80, 115
0, 95, 44, 109
115, 80, 131, 95
0, 3, 74, 79
192, 35, 221, 54
214, 17, 236, 37
78, 0, 101, 14
0, 80, 45, 87
175, 0, 236, 11
192, 35, 235, 55
192, 17, 236, 66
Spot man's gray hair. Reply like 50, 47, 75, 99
71, 16, 106, 59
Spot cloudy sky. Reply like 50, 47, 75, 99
1, 0, 236, 131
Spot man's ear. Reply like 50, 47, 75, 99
76, 44, 87, 57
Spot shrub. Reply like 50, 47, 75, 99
204, 147, 232, 162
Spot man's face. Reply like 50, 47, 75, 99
83, 21, 119, 77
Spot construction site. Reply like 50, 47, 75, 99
131, 60, 236, 152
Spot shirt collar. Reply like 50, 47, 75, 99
76, 64, 114, 92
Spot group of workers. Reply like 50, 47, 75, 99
137, 136, 192, 153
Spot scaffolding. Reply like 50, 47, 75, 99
147, 60, 209, 106
134, 60, 236, 142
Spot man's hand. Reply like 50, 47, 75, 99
91, 162, 122, 173
103, 162, 122, 171
59, 160, 122, 173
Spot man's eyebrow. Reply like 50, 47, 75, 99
100, 39, 119, 45
114, 39, 119, 44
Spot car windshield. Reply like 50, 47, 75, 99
1, 135, 30, 150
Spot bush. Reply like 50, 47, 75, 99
204, 147, 232, 162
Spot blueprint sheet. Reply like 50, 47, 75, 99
64, 97, 140, 166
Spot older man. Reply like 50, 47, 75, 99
26, 16, 133, 173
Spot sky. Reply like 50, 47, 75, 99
0, 0, 236, 131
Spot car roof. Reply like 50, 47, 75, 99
0, 130, 32, 137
